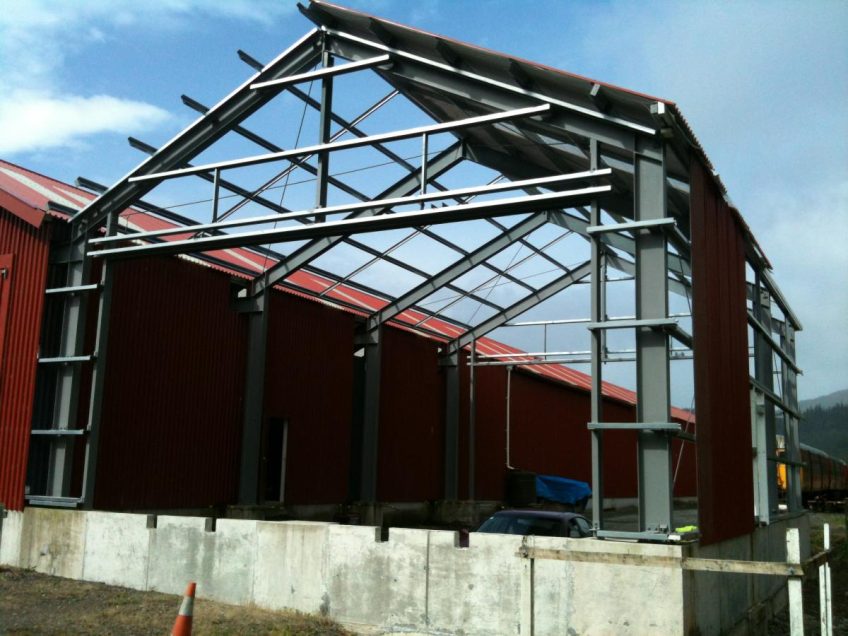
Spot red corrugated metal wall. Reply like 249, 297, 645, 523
264, 292, 356, 504
0, 210, 50, 511
93, 257, 247, 509
462, 365, 697, 501
691, 159, 753, 545
377, 327, 444, 501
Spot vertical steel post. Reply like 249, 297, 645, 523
468, 338, 477, 500
359, 326, 381, 502
751, 386, 769, 522
212, 168, 221, 223
634, 138, 673, 533
47, 235, 91, 497
754, 285, 778, 516
443, 351, 460, 500
782, 324, 802, 513
81, 213, 117, 508
315, 46, 333, 223
238, 287, 269, 505
420, 133, 429, 208
589, 138, 605, 531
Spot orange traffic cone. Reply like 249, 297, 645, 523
171, 581, 196, 636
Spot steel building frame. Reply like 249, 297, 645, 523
28, 0, 802, 541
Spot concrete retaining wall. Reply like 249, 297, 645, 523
0, 507, 807, 635
683, 513, 811, 635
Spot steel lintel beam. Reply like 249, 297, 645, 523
445, 260, 592, 356
71, 29, 323, 235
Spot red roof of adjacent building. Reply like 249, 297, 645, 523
0, 158, 693, 421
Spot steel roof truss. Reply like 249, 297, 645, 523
71, 28, 323, 235
89, 185, 611, 259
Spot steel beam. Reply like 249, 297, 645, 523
315, 47, 334, 220
128, 104, 551, 183
71, 29, 322, 234
365, 212, 551, 332
90, 185, 610, 260
321, 27, 656, 139
91, 170, 610, 245
634, 139, 674, 534
251, 142, 463, 295
250, 54, 390, 90
445, 261, 592, 356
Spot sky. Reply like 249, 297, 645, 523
0, 0, 846, 401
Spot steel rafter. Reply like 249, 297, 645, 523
235, 50, 581, 305
71, 29, 324, 235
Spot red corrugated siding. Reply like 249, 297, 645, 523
691, 159, 753, 545
464, 367, 697, 501
94, 257, 247, 510
0, 210, 50, 510
264, 292, 356, 505
377, 327, 444, 501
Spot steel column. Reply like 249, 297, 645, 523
634, 138, 674, 533
358, 327, 381, 502
46, 235, 90, 497
443, 351, 460, 500
782, 324, 802, 512
238, 288, 270, 505
751, 387, 770, 523
589, 139, 605, 531
81, 215, 116, 508
754, 285, 778, 517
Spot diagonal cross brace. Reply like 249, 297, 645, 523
365, 212, 551, 332
445, 260, 593, 356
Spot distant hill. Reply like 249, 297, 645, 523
800, 388, 848, 411
800, 388, 848, 461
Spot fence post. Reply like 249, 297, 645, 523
787, 527, 804, 636
819, 523, 832, 636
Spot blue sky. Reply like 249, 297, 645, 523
0, 0, 846, 401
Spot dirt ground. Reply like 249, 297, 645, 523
0, 569, 351, 635
768, 512, 848, 635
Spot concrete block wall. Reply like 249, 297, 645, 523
0, 507, 806, 635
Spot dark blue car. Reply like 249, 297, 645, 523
476, 509, 593, 538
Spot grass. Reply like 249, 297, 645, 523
0, 567, 351, 635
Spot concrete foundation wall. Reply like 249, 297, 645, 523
683, 513, 811, 635
0, 508, 807, 635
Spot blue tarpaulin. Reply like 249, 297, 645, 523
535, 474, 591, 505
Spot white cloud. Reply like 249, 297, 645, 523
0, 90, 170, 154
0, 0, 296, 155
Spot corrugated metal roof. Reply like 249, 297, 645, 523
0, 158, 692, 419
